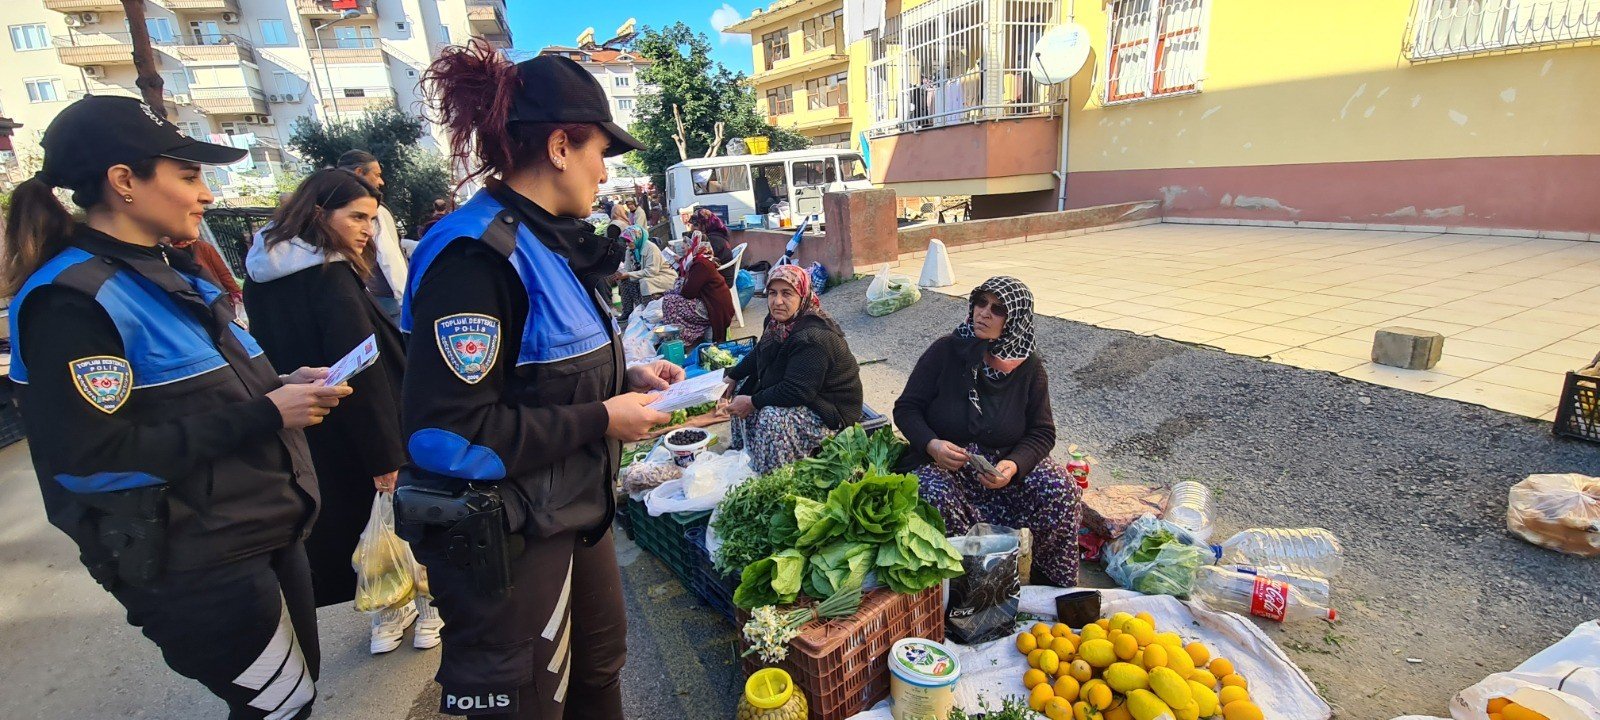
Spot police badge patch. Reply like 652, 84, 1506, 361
435, 313, 501, 384
70, 356, 133, 414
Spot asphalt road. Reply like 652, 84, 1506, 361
3, 279, 1597, 719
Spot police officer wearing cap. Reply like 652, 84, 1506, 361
2, 95, 353, 719
400, 43, 683, 719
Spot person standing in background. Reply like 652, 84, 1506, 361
418, 197, 452, 239
244, 168, 441, 653
627, 197, 648, 229
610, 197, 632, 226
338, 150, 407, 324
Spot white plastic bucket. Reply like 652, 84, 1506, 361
888, 638, 961, 720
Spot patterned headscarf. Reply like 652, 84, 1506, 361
692, 208, 729, 236
622, 224, 649, 266
763, 263, 828, 343
677, 232, 713, 275
955, 276, 1036, 412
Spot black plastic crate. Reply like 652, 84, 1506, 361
1553, 354, 1600, 443
683, 526, 737, 624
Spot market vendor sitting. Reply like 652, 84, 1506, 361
893, 276, 1082, 586
722, 264, 863, 474
662, 232, 736, 346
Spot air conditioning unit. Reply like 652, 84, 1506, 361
266, 94, 283, 103
65, 15, 83, 28
262, 116, 276, 126
173, 93, 192, 105
78, 12, 100, 25
221, 12, 239, 24
83, 65, 106, 79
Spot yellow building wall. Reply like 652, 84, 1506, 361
741, 0, 852, 142
1064, 0, 1600, 172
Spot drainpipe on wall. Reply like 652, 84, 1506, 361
1055, 0, 1075, 212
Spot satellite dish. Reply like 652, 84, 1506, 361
1030, 23, 1091, 85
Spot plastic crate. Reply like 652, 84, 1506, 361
738, 586, 945, 720
0, 387, 23, 449
1553, 356, 1600, 443
683, 526, 738, 624
626, 499, 709, 587
860, 404, 889, 433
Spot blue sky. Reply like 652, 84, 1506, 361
506, 1, 757, 75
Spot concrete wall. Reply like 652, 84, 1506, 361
897, 199, 1161, 255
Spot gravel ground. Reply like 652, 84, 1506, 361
830, 278, 1600, 718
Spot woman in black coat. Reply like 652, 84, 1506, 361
893, 276, 1081, 586
723, 263, 862, 473
243, 169, 439, 653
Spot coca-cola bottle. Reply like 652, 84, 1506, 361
1190, 566, 1337, 623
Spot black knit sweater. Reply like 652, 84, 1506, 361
893, 334, 1057, 479
726, 314, 863, 429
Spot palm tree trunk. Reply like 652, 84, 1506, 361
121, 0, 166, 116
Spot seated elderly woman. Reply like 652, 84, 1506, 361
893, 276, 1082, 586
616, 224, 675, 321
661, 233, 735, 346
723, 264, 863, 474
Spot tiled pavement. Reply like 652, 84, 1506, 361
896, 222, 1600, 419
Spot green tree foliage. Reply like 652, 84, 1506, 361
629, 22, 810, 186
288, 106, 452, 238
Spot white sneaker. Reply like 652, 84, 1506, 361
413, 596, 444, 650
369, 601, 418, 655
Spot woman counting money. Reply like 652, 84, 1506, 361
401, 41, 683, 719
2, 95, 351, 719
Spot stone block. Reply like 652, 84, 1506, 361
1372, 326, 1445, 370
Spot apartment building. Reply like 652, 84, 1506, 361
848, 0, 1600, 233
726, 0, 852, 148
0, 0, 512, 198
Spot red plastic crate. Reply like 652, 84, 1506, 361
739, 586, 945, 720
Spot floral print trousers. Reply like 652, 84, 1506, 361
914, 445, 1082, 587
729, 405, 834, 476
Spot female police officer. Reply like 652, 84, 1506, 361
401, 43, 682, 719
3, 95, 352, 719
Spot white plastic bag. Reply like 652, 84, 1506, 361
865, 263, 921, 317
919, 238, 956, 288
1507, 473, 1600, 557
351, 492, 416, 612
1451, 621, 1600, 720
644, 450, 754, 515
622, 314, 655, 365
640, 298, 665, 324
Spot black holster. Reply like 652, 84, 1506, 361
76, 485, 168, 589
395, 479, 516, 597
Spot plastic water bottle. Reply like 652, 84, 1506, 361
1164, 481, 1213, 543
1218, 564, 1331, 607
1212, 527, 1344, 578
1191, 566, 1338, 623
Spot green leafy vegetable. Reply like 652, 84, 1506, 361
875, 501, 964, 594
804, 541, 874, 599
712, 466, 829, 576
733, 548, 806, 608
830, 471, 919, 544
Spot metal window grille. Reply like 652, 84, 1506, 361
866, 0, 1059, 138
1408, 0, 1600, 59
1104, 0, 1208, 105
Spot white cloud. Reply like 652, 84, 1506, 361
710, 3, 751, 45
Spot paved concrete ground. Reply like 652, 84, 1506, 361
897, 223, 1600, 419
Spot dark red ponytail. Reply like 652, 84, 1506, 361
424, 39, 602, 188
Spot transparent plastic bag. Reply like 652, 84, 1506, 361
352, 492, 416, 612
622, 313, 655, 365
945, 523, 1021, 645
1507, 473, 1600, 557
1104, 514, 1210, 598
644, 451, 754, 515
865, 264, 920, 317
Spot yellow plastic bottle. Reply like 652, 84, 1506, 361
737, 668, 809, 720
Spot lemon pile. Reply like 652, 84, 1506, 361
1014, 612, 1264, 720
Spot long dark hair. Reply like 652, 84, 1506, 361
263, 168, 380, 277
423, 38, 599, 188
2, 158, 158, 295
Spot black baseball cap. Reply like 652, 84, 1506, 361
38, 95, 247, 190
507, 55, 647, 157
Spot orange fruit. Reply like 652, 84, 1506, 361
1024, 668, 1050, 689
1185, 642, 1211, 667
1218, 685, 1250, 707
1142, 643, 1169, 670
1209, 658, 1235, 677
1017, 632, 1039, 655
1044, 697, 1074, 720
1051, 637, 1076, 661
1052, 622, 1074, 638
1029, 648, 1045, 669
1113, 633, 1139, 661
1053, 675, 1082, 702
1031, 622, 1053, 636
1221, 673, 1249, 689
1222, 700, 1264, 720
1029, 682, 1055, 712
1487, 698, 1512, 714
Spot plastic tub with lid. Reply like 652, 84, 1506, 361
888, 638, 961, 720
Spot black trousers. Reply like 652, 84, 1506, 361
111, 543, 320, 720
414, 529, 627, 720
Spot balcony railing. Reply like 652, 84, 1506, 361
190, 86, 269, 115
1408, 0, 1600, 60
43, 0, 125, 12
175, 33, 255, 63
323, 87, 396, 114
159, 0, 240, 11
309, 45, 385, 64
296, 0, 376, 18
866, 0, 1060, 138
53, 32, 168, 66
